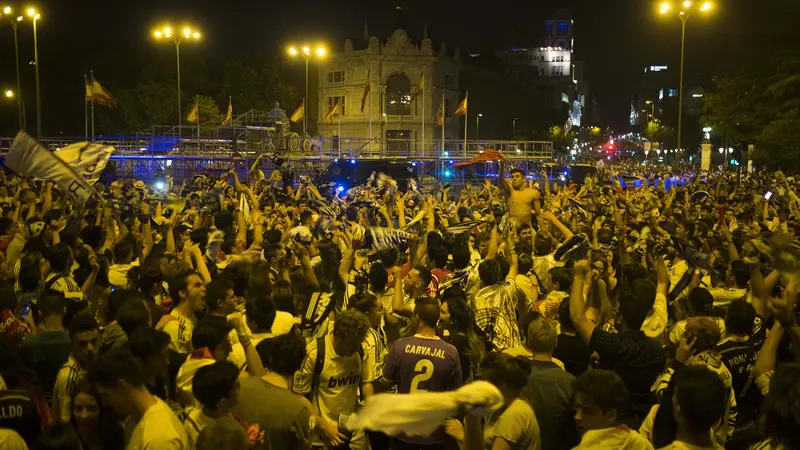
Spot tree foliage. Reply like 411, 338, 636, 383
641, 119, 672, 147
548, 125, 575, 156
703, 59, 800, 170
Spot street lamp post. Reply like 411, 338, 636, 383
512, 117, 518, 138
287, 44, 326, 136
659, 1, 713, 156
645, 100, 655, 123
1, 7, 24, 130
26, 8, 40, 137
476, 113, 482, 140
153, 25, 201, 141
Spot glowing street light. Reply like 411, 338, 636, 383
0, 6, 26, 129
152, 23, 202, 141
23, 6, 42, 136
4, 89, 13, 98
657, 1, 715, 158
287, 43, 327, 136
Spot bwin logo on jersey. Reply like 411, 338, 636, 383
328, 373, 360, 388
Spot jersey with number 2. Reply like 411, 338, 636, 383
383, 335, 463, 394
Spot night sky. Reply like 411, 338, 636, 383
0, 0, 796, 137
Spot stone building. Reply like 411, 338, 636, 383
317, 26, 462, 151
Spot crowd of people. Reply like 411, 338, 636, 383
0, 152, 798, 450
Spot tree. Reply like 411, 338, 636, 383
116, 82, 178, 134
701, 74, 765, 146
548, 125, 575, 157
641, 119, 672, 148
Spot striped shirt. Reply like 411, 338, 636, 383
51, 355, 86, 423
45, 273, 84, 301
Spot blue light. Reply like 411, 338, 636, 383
350, 159, 356, 165
411, 162, 417, 167
449, 160, 454, 164
154, 181, 165, 191
336, 186, 344, 193
444, 170, 452, 177
334, 158, 339, 163
444, 151, 449, 157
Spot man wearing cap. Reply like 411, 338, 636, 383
499, 154, 539, 227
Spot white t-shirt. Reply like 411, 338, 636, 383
162, 310, 196, 354
641, 293, 668, 341
668, 317, 727, 346
108, 260, 139, 288
293, 334, 366, 446
125, 397, 190, 450
175, 357, 216, 408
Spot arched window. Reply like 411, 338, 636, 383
386, 73, 411, 116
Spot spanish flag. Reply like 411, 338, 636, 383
436, 100, 445, 127
325, 103, 339, 123
290, 102, 304, 123
453, 95, 467, 117
361, 68, 371, 113
187, 100, 199, 123
223, 97, 232, 125
85, 77, 117, 108
410, 74, 424, 103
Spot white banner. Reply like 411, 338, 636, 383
55, 142, 114, 184
5, 132, 97, 202
701, 143, 712, 171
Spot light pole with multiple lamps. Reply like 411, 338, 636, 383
153, 24, 201, 140
658, 1, 713, 155
1, 6, 24, 130
287, 44, 326, 136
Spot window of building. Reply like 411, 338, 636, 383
386, 72, 411, 115
444, 74, 452, 85
327, 71, 346, 83
668, 89, 678, 97
545, 21, 553, 33
558, 22, 568, 33
327, 96, 346, 116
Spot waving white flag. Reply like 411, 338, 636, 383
5, 132, 97, 201
54, 141, 115, 184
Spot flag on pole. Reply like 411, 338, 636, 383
85, 78, 116, 107
361, 68, 371, 113
223, 98, 232, 125
453, 96, 467, 117
410, 74, 424, 103
325, 103, 340, 124
187, 100, 199, 123
290, 102, 305, 123
436, 99, 445, 126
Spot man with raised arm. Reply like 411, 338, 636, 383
499, 154, 539, 227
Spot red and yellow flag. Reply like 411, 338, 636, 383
361, 68, 371, 113
325, 103, 340, 123
85, 78, 117, 107
410, 74, 424, 103
436, 100, 445, 126
186, 101, 199, 123
290, 102, 304, 123
453, 95, 467, 117
223, 98, 232, 125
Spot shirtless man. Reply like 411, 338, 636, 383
499, 156, 539, 227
